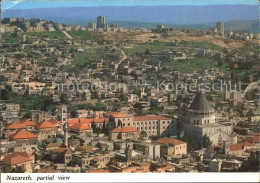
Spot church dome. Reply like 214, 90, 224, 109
189, 90, 213, 112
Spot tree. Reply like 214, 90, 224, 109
247, 109, 254, 122
145, 48, 151, 55
70, 110, 77, 118
0, 89, 9, 100
202, 134, 212, 148
140, 131, 147, 138
218, 60, 223, 67
117, 119, 122, 128
91, 120, 97, 133
102, 120, 106, 133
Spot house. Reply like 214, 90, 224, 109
4, 122, 27, 138
244, 136, 260, 145
153, 138, 187, 158
50, 144, 72, 164
9, 129, 37, 140
73, 152, 110, 169
8, 129, 38, 154
68, 123, 93, 135
1, 152, 34, 173
227, 141, 256, 156
36, 121, 58, 141
109, 126, 139, 141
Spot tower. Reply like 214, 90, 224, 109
97, 16, 106, 29
216, 22, 224, 36
88, 22, 96, 30
126, 145, 133, 165
63, 122, 68, 147
61, 105, 67, 130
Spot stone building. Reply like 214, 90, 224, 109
109, 126, 139, 141
9, 129, 38, 154
36, 121, 58, 141
105, 112, 177, 137
1, 152, 34, 173
154, 138, 187, 158
180, 90, 237, 146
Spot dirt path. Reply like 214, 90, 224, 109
62, 31, 73, 40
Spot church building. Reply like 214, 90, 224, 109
180, 90, 237, 146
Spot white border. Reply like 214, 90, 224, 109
1, 173, 260, 183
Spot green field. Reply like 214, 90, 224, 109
24, 31, 65, 39
179, 41, 223, 51
2, 34, 21, 44
67, 30, 97, 41
122, 41, 172, 55
64, 46, 113, 71
164, 57, 226, 73
1, 90, 55, 113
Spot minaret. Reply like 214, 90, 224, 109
63, 122, 68, 147
126, 145, 133, 165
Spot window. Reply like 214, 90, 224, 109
128, 123, 130, 126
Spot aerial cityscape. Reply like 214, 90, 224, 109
0, 0, 259, 175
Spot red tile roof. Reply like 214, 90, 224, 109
208, 145, 223, 153
68, 118, 109, 125
36, 121, 57, 129
245, 136, 260, 143
109, 112, 132, 118
9, 129, 37, 140
132, 115, 171, 121
48, 118, 60, 126
229, 141, 255, 151
5, 122, 26, 130
110, 126, 138, 133
2, 152, 33, 166
154, 138, 186, 145
19, 119, 37, 126
69, 123, 92, 131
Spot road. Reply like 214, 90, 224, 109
62, 31, 73, 40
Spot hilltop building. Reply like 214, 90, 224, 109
216, 22, 224, 36
97, 16, 106, 29
88, 22, 97, 30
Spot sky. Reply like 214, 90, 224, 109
1, 0, 259, 11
